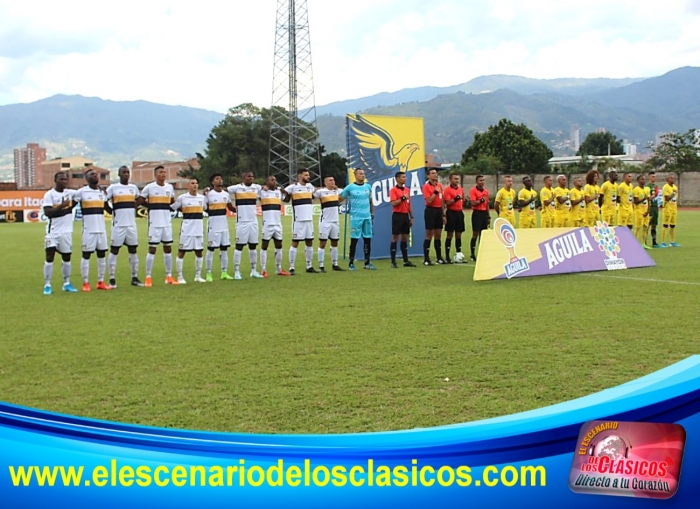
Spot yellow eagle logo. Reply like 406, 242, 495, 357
346, 114, 420, 181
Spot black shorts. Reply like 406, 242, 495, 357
392, 213, 411, 235
471, 210, 490, 233
445, 210, 465, 233
424, 207, 443, 230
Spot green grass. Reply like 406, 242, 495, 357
1, 213, 700, 434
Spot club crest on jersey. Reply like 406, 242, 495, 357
493, 218, 529, 278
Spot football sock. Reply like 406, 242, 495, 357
44, 261, 53, 286
129, 253, 139, 278
289, 247, 297, 269
108, 253, 117, 279
97, 257, 106, 282
146, 253, 155, 277
206, 250, 214, 273
331, 246, 338, 266
164, 253, 173, 277
400, 241, 408, 262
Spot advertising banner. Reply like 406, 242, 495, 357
345, 114, 427, 260
2, 356, 700, 507
0, 191, 45, 211
474, 220, 656, 281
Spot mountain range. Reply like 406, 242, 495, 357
1, 67, 699, 179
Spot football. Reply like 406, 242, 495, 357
452, 252, 465, 264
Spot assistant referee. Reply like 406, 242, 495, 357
389, 172, 416, 268
468, 174, 490, 262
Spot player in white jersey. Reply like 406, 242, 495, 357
283, 168, 317, 274
259, 176, 291, 277
105, 166, 143, 288
171, 178, 206, 284
227, 172, 263, 280
73, 169, 112, 292
314, 176, 345, 272
204, 173, 236, 282
41, 171, 78, 295
138, 165, 177, 286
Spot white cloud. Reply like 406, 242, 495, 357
0, 0, 699, 111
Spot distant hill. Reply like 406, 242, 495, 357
0, 95, 224, 175
315, 75, 643, 117
1, 68, 699, 180
317, 67, 700, 161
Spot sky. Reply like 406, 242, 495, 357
1, 0, 700, 113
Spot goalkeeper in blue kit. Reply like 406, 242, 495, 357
340, 168, 376, 271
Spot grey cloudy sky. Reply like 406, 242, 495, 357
1, 0, 699, 112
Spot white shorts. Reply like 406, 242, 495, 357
45, 233, 72, 254
292, 221, 314, 241
235, 222, 259, 245
111, 225, 139, 247
148, 225, 173, 245
179, 235, 204, 252
318, 222, 340, 241
207, 230, 231, 249
262, 224, 283, 241
82, 232, 108, 253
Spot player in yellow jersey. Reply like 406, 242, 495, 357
617, 172, 634, 230
517, 176, 538, 228
539, 176, 555, 228
553, 175, 571, 227
494, 176, 516, 227
600, 171, 618, 226
632, 175, 651, 249
661, 174, 680, 247
569, 177, 586, 227
583, 170, 601, 227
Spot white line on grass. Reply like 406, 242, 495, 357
580, 273, 700, 286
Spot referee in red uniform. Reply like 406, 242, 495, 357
389, 172, 416, 268
442, 172, 466, 263
422, 168, 446, 265
468, 174, 491, 262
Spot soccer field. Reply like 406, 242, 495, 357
2, 213, 700, 434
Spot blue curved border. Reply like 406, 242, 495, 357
2, 356, 700, 507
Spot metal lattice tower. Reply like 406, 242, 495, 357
268, 0, 322, 186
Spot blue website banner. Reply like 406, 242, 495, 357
2, 356, 699, 507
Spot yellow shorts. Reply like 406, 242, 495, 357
601, 207, 616, 226
519, 215, 536, 229
585, 211, 599, 227
618, 208, 634, 227
663, 210, 677, 226
541, 215, 554, 228
554, 214, 571, 228
634, 214, 650, 228
499, 214, 515, 227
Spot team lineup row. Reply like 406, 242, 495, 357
40, 166, 467, 294
486, 170, 681, 249
40, 166, 681, 294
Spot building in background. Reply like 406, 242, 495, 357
13, 143, 47, 189
131, 158, 200, 189
39, 156, 110, 189
596, 127, 607, 134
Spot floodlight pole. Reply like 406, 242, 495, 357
269, 0, 322, 186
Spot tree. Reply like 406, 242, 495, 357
319, 146, 348, 186
648, 129, 700, 173
577, 131, 624, 157
180, 103, 319, 185
460, 119, 553, 173
454, 155, 505, 175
